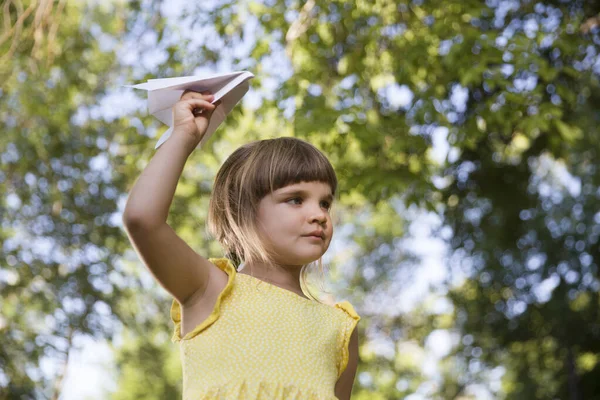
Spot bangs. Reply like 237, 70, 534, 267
246, 138, 337, 199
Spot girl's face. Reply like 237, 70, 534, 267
256, 181, 334, 266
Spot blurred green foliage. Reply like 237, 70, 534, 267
2, 0, 600, 399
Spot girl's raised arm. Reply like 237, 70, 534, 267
122, 91, 221, 307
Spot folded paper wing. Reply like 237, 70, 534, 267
125, 71, 254, 149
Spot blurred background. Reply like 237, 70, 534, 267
2, 0, 600, 399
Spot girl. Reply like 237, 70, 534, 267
123, 89, 360, 400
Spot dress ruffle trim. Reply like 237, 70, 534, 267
191, 379, 337, 400
334, 301, 360, 320
334, 301, 360, 379
171, 258, 236, 342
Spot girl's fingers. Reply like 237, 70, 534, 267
183, 98, 216, 113
181, 90, 214, 101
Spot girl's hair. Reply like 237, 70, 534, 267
207, 137, 337, 302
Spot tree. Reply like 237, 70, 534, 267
4, 0, 600, 398
1, 1, 139, 397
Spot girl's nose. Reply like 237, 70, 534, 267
311, 214, 326, 223
309, 208, 327, 224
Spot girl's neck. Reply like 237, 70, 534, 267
238, 261, 304, 295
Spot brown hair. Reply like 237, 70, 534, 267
207, 137, 337, 302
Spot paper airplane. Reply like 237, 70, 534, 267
125, 71, 255, 149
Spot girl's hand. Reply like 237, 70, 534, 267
171, 90, 221, 147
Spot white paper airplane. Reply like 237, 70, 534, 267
125, 70, 255, 149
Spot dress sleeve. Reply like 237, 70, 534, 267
170, 258, 236, 342
334, 300, 361, 379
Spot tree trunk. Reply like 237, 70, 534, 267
566, 346, 581, 400
50, 328, 74, 400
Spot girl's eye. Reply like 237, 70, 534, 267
287, 197, 331, 210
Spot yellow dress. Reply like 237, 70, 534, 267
170, 258, 360, 400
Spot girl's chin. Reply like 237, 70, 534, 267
267, 244, 327, 265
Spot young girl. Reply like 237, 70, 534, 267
123, 89, 360, 400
